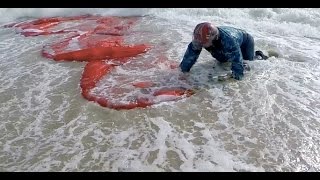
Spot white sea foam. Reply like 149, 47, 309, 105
0, 8, 319, 172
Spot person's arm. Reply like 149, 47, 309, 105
223, 39, 244, 80
179, 41, 202, 73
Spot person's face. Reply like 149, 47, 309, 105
202, 33, 218, 48
202, 39, 212, 48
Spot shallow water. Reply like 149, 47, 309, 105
0, 8, 320, 172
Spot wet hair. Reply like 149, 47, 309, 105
193, 22, 219, 45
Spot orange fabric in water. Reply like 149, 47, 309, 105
80, 61, 115, 102
153, 88, 195, 97
132, 81, 155, 88
5, 15, 195, 110
53, 45, 149, 61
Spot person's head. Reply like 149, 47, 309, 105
192, 22, 219, 48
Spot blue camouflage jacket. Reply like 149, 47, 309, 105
180, 26, 247, 80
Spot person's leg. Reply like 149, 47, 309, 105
255, 50, 269, 60
241, 33, 255, 61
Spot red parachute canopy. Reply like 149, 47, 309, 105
5, 15, 194, 110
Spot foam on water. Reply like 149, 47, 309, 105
0, 8, 320, 172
